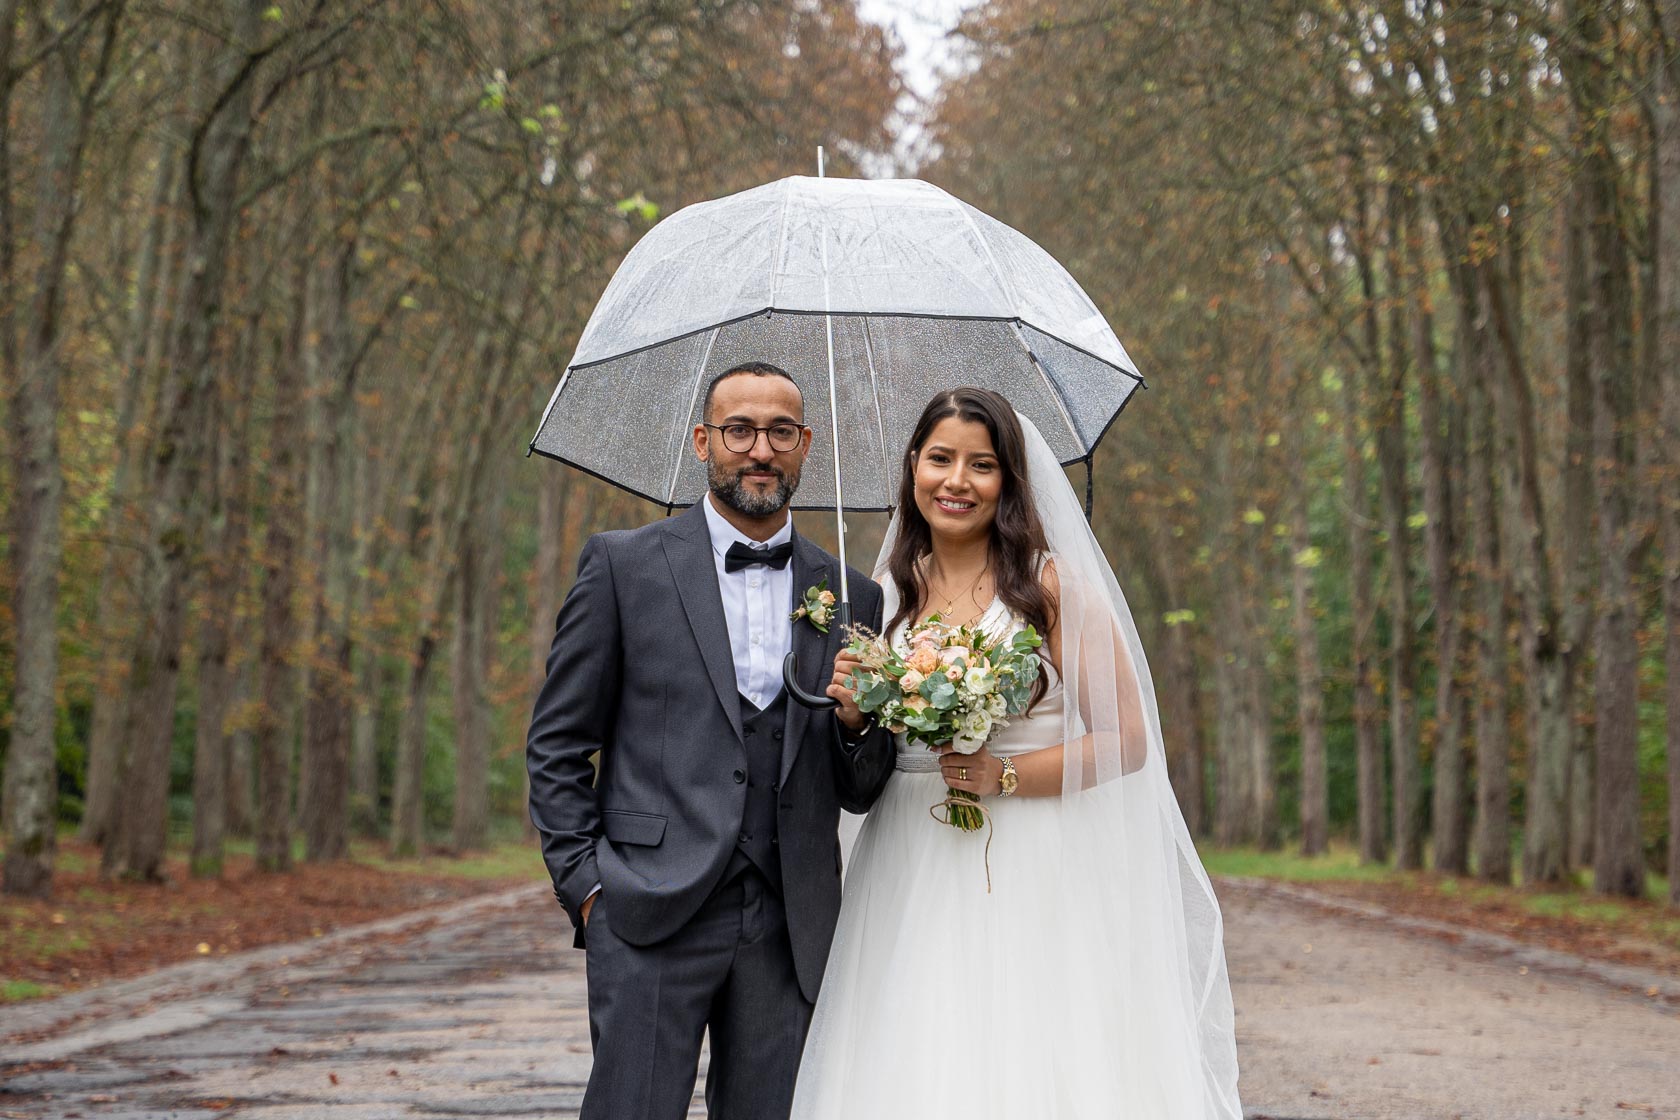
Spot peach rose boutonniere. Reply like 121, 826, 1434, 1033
790, 577, 837, 634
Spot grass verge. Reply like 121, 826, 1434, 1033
1, 832, 546, 1005
1203, 842, 1680, 977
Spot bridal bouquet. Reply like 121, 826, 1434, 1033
843, 615, 1042, 831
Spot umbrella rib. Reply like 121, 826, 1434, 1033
945, 192, 1022, 317
859, 317, 891, 511
769, 177, 793, 309
1010, 319, 1085, 456
816, 192, 850, 604
529, 364, 575, 452
668, 328, 721, 506
569, 309, 1138, 383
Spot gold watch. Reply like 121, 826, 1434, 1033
998, 755, 1019, 797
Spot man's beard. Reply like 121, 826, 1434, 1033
709, 461, 799, 517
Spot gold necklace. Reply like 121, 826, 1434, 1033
927, 562, 990, 622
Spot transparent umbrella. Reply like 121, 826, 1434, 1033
530, 174, 1145, 705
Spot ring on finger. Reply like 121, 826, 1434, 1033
958, 767, 968, 781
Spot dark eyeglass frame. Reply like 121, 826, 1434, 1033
704, 422, 808, 454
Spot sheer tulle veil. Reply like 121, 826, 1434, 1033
873, 412, 1242, 1117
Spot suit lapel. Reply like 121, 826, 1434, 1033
782, 535, 837, 783
663, 504, 744, 742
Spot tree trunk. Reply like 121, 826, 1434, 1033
105, 4, 264, 880
1379, 207, 1421, 871
1211, 628, 1253, 847
1466, 317, 1511, 884
1162, 617, 1206, 837
1417, 255, 1469, 874
1657, 0, 1680, 906
225, 656, 254, 838
189, 376, 239, 876
1344, 364, 1386, 865
350, 647, 383, 837
190, 269, 259, 876
1477, 262, 1572, 887
299, 242, 356, 864
349, 395, 384, 838
390, 630, 441, 858
1140, 511, 1207, 838
1288, 423, 1328, 857
527, 467, 568, 839
81, 134, 182, 845
451, 507, 491, 852
1210, 427, 1260, 847
5, 0, 118, 895
252, 256, 311, 874
1582, 145, 1645, 900
392, 198, 549, 854
1562, 189, 1599, 871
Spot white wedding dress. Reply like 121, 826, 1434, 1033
791, 597, 1229, 1119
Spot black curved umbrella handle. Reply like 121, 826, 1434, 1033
783, 601, 851, 711
783, 652, 838, 711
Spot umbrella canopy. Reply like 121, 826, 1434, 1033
530, 175, 1144, 511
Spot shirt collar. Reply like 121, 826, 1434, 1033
702, 493, 794, 559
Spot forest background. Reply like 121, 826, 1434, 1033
1, 0, 1678, 923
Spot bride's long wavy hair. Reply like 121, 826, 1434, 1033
886, 388, 1056, 711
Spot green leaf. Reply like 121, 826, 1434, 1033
521, 117, 542, 135
615, 192, 660, 221
262, 4, 283, 21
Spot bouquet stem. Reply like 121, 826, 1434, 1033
941, 789, 986, 832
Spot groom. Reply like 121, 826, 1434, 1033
527, 361, 894, 1120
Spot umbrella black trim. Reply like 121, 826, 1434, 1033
529, 357, 1147, 514
565, 307, 1149, 389
525, 441, 899, 515
1088, 377, 1146, 454
528, 437, 1112, 515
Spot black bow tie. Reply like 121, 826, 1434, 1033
724, 539, 794, 573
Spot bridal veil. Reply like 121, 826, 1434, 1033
870, 412, 1242, 1117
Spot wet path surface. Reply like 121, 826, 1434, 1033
3, 880, 1678, 1119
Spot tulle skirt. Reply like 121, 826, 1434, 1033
790, 769, 1238, 1120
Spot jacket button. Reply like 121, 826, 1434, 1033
733, 769, 746, 784
773, 728, 784, 741
771, 783, 780, 794
739, 832, 750, 844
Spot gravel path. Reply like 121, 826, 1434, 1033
2, 878, 1677, 1119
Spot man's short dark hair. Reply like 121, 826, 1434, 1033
702, 361, 802, 422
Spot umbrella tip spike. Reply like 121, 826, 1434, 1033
817, 146, 825, 178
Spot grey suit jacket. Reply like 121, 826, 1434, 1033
526, 502, 894, 1000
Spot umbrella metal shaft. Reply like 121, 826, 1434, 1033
825, 309, 849, 609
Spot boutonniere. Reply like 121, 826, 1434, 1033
790, 577, 837, 634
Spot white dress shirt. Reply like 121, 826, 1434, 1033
702, 494, 794, 710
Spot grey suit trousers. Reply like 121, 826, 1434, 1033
581, 868, 811, 1120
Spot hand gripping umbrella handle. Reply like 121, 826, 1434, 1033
783, 601, 851, 710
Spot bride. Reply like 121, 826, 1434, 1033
794, 387, 1241, 1119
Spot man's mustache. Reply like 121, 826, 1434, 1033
731, 466, 785, 481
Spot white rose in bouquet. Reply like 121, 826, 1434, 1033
952, 708, 994, 754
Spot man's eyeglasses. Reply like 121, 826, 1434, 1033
705, 423, 807, 454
